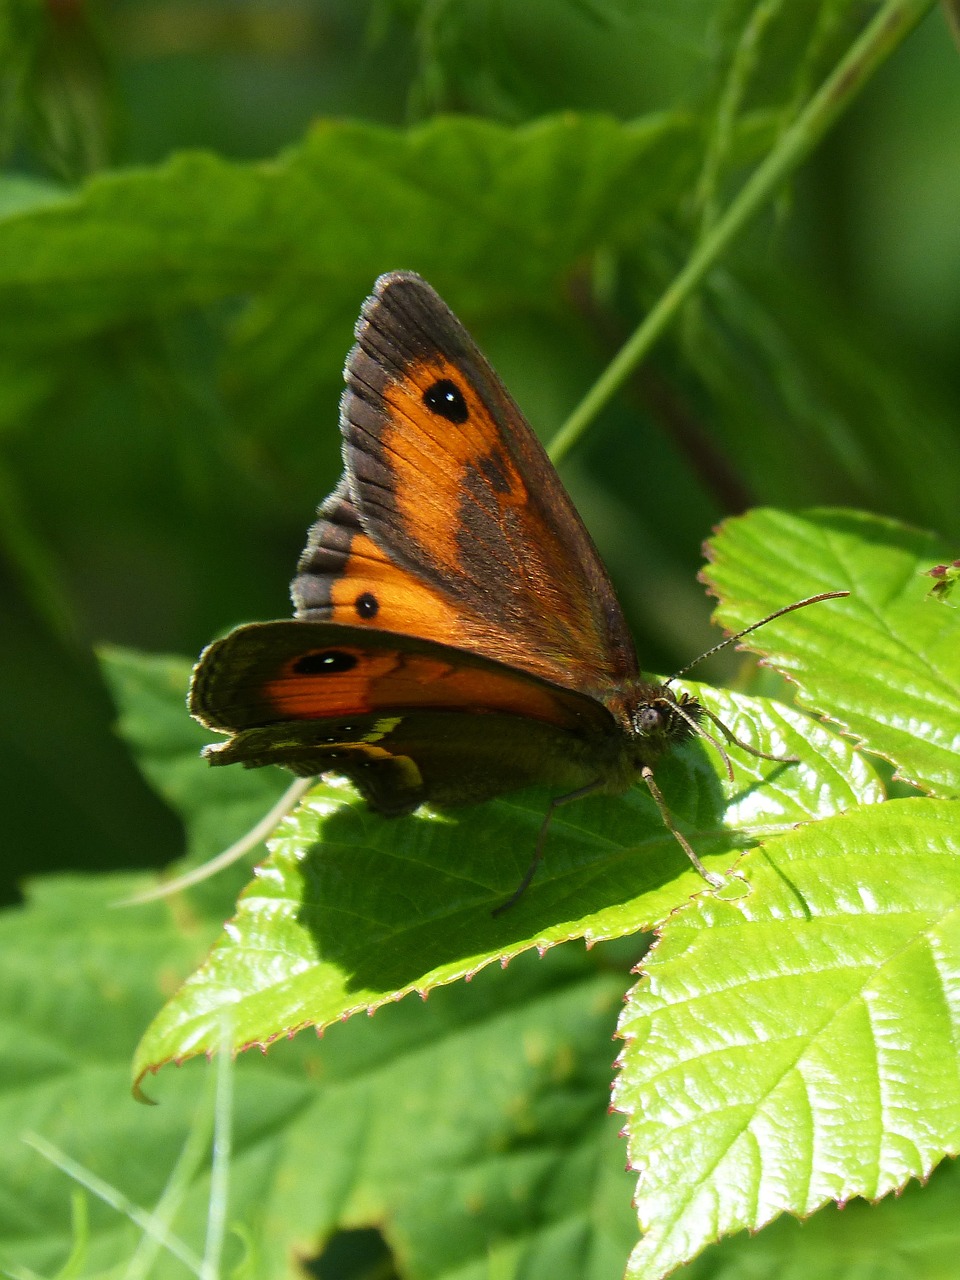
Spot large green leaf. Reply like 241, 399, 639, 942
614, 798, 960, 1280
132, 667, 880, 1082
0, 874, 639, 1280
701, 507, 960, 794
0, 876, 219, 1278
682, 272, 960, 539
0, 112, 697, 346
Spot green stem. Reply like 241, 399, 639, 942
548, 0, 935, 465
202, 1028, 235, 1280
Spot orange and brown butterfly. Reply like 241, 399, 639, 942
189, 271, 838, 907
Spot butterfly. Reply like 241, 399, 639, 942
190, 271, 842, 910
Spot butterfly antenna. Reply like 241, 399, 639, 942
668, 697, 736, 781
113, 776, 315, 907
665, 591, 848, 684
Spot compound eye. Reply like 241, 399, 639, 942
638, 706, 662, 733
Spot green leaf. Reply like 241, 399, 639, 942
0, 112, 697, 347
680, 271, 960, 539
0, 173, 65, 219
132, 674, 881, 1082
0, 874, 639, 1279
99, 646, 291, 919
614, 798, 960, 1280
0, 876, 219, 1277
686, 1156, 960, 1280
701, 507, 960, 795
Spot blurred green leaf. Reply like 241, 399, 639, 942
0, 172, 65, 217
680, 271, 960, 538
389, 0, 725, 121
0, 875, 218, 1277
0, 112, 704, 548
0, 874, 639, 1280
99, 646, 290, 919
0, 112, 698, 346
616, 798, 960, 1279
695, 0, 867, 227
689, 1154, 960, 1279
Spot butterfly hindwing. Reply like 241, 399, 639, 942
293, 272, 639, 692
190, 620, 624, 808
198, 708, 615, 814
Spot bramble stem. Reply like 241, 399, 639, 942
548, 0, 935, 465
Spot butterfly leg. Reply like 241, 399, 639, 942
492, 779, 606, 917
641, 765, 723, 888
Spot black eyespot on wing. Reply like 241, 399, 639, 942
293, 650, 358, 675
423, 378, 468, 424
355, 591, 379, 620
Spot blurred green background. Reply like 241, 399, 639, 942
1, 0, 958, 901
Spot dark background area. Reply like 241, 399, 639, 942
1, 0, 958, 900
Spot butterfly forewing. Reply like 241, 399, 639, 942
293, 272, 639, 693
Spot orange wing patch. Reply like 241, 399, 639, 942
293, 479, 464, 643
294, 493, 611, 688
262, 643, 583, 727
379, 355, 528, 578
326, 530, 465, 640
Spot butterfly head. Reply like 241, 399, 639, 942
627, 684, 703, 755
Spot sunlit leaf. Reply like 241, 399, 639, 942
615, 799, 960, 1279
703, 507, 960, 794
132, 668, 880, 1080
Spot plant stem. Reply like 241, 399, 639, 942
202, 1030, 235, 1280
21, 1132, 204, 1277
548, 0, 935, 465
